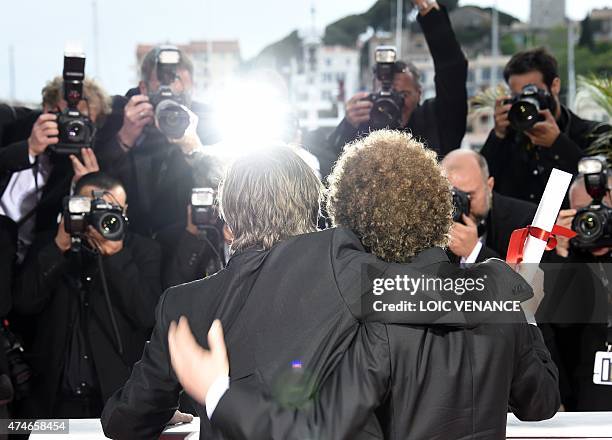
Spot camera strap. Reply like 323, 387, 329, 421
95, 252, 124, 357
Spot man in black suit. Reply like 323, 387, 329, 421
536, 175, 612, 411
480, 48, 611, 205
101, 136, 533, 439
441, 149, 537, 262
97, 45, 215, 237
326, 0, 467, 168
166, 131, 558, 439
12, 172, 162, 419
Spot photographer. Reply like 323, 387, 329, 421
0, 75, 110, 264
155, 153, 228, 289
441, 149, 536, 262
328, 0, 467, 159
481, 48, 612, 205
536, 165, 612, 411
98, 46, 208, 237
11, 172, 162, 419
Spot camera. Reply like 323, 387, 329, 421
191, 188, 218, 229
571, 156, 612, 249
64, 193, 128, 241
148, 46, 190, 139
49, 52, 96, 155
366, 46, 404, 130
504, 84, 556, 132
452, 187, 471, 223
1, 320, 32, 400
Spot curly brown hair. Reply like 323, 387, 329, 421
326, 130, 452, 263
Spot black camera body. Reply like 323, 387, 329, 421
571, 156, 612, 249
367, 46, 404, 130
504, 84, 556, 132
452, 187, 471, 223
191, 188, 217, 229
50, 53, 96, 155
148, 46, 190, 139
64, 194, 128, 242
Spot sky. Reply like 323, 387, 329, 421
1, 0, 611, 102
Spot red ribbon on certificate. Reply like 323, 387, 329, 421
506, 225, 577, 264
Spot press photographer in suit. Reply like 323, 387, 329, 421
537, 165, 612, 411
98, 45, 211, 237
168, 131, 559, 440
481, 48, 611, 205
441, 149, 537, 262
328, 0, 467, 160
155, 153, 228, 289
12, 172, 162, 419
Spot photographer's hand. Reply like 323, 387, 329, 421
449, 215, 479, 258
54, 217, 72, 253
70, 148, 99, 184
413, 0, 439, 14
168, 107, 202, 155
86, 226, 123, 256
554, 209, 576, 258
28, 113, 59, 157
493, 97, 511, 140
186, 205, 199, 236
117, 95, 154, 149
525, 110, 560, 147
346, 92, 373, 128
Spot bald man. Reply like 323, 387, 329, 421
441, 149, 537, 262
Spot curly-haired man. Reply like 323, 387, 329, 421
166, 130, 560, 440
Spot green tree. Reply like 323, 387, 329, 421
579, 15, 595, 50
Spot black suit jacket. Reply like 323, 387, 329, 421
477, 192, 537, 262
213, 318, 559, 440
101, 228, 533, 439
12, 232, 162, 417
328, 5, 467, 160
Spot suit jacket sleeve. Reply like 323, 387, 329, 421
101, 290, 182, 440
161, 230, 216, 289
212, 323, 390, 440
0, 141, 32, 175
13, 235, 70, 315
480, 130, 510, 179
509, 324, 560, 420
103, 235, 163, 329
538, 133, 585, 174
420, 5, 468, 155
327, 118, 360, 162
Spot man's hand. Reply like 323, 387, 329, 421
413, 0, 439, 14
117, 95, 154, 149
168, 317, 229, 406
86, 226, 124, 256
186, 205, 199, 236
555, 209, 576, 258
28, 113, 59, 157
70, 148, 99, 184
449, 215, 479, 258
526, 110, 561, 147
167, 410, 194, 426
168, 107, 202, 155
55, 217, 72, 253
345, 92, 373, 128
493, 97, 511, 139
